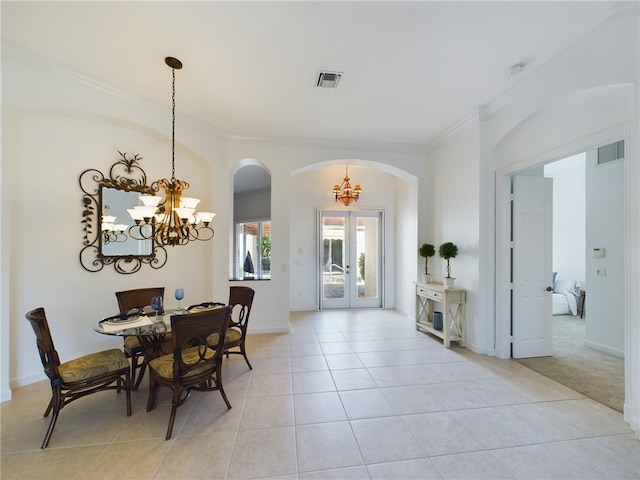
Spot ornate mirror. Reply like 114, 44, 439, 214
79, 151, 167, 274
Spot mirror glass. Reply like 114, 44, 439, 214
100, 188, 153, 256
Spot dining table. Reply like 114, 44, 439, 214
94, 309, 177, 363
94, 303, 226, 361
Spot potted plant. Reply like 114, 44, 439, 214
439, 242, 458, 287
418, 243, 435, 283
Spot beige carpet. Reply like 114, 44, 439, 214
515, 315, 624, 412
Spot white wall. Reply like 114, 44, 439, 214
426, 122, 481, 352
545, 154, 586, 285
585, 149, 625, 355
394, 175, 419, 318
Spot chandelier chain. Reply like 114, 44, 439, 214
171, 67, 176, 182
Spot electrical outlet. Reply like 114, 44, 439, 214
596, 268, 607, 277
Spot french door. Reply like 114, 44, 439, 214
319, 210, 383, 309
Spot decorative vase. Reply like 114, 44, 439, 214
420, 273, 432, 283
443, 277, 455, 288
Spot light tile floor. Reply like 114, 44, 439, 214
2, 309, 639, 479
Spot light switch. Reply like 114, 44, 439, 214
596, 268, 607, 277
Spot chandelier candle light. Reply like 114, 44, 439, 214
332, 165, 362, 206
101, 216, 128, 244
127, 57, 215, 247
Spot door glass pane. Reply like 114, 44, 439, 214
322, 216, 345, 300
356, 215, 379, 299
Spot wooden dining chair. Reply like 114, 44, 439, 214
187, 286, 255, 369
225, 286, 255, 369
25, 307, 131, 449
186, 301, 225, 312
146, 306, 232, 440
115, 287, 165, 389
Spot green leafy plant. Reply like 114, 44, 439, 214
438, 242, 458, 278
358, 252, 365, 281
418, 243, 435, 275
261, 235, 271, 258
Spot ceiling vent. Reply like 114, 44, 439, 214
316, 71, 342, 89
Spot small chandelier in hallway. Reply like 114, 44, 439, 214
332, 165, 362, 206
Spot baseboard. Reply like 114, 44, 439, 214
248, 326, 291, 334
623, 403, 639, 438
1, 387, 12, 402
584, 339, 624, 358
9, 372, 46, 390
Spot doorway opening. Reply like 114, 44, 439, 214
507, 143, 625, 412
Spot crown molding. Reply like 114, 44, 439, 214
228, 134, 428, 155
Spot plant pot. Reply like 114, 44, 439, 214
420, 273, 432, 283
443, 277, 456, 288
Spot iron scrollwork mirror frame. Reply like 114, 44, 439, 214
79, 151, 167, 274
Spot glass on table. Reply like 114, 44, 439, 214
175, 288, 185, 312
151, 296, 163, 322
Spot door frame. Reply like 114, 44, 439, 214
495, 130, 630, 361
317, 208, 384, 310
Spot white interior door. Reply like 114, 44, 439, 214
319, 210, 383, 309
512, 175, 553, 358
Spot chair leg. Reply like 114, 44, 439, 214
43, 396, 54, 418
41, 408, 60, 449
132, 356, 147, 390
165, 391, 181, 440
146, 379, 160, 412
240, 343, 252, 370
123, 371, 132, 416
216, 364, 232, 410
41, 386, 62, 449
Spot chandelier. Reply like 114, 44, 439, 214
127, 57, 215, 247
332, 165, 362, 206
101, 216, 128, 244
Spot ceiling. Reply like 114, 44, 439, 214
2, 1, 624, 149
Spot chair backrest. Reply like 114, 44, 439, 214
115, 287, 165, 314
169, 306, 232, 384
25, 307, 61, 382
186, 301, 225, 312
228, 286, 255, 331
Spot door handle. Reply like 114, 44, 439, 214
545, 286, 553, 292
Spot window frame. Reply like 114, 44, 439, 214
233, 219, 271, 280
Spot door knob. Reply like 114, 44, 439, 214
546, 286, 553, 292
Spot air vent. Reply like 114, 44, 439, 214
597, 140, 624, 165
316, 71, 342, 89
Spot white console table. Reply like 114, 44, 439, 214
414, 282, 466, 348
